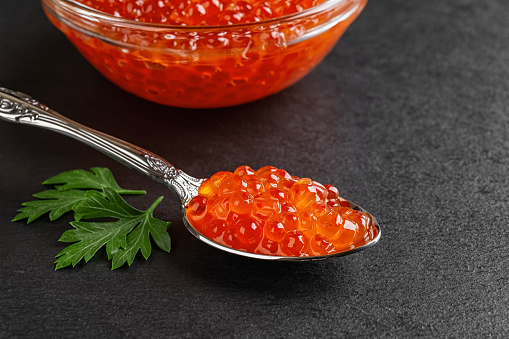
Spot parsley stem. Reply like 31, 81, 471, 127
116, 189, 147, 195
147, 196, 165, 215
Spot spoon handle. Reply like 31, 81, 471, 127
0, 87, 203, 204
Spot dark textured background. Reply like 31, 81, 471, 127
1, 0, 508, 337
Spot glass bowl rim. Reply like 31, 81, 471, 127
43, 0, 360, 31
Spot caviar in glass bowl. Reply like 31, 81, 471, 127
186, 165, 379, 257
42, 0, 368, 108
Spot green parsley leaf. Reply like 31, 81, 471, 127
43, 167, 146, 195
13, 167, 146, 223
13, 190, 89, 223
54, 188, 171, 270
13, 167, 170, 269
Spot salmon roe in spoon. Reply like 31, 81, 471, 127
186, 166, 378, 257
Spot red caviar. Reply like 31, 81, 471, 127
77, 0, 327, 26
44, 0, 368, 108
186, 166, 378, 257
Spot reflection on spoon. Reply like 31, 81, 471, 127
0, 87, 380, 261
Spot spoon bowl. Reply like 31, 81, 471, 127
0, 87, 380, 261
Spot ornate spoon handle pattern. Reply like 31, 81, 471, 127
0, 87, 203, 205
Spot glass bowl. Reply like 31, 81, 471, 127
42, 0, 368, 108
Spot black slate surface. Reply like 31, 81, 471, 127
1, 0, 509, 337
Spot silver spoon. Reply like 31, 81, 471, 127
0, 87, 380, 261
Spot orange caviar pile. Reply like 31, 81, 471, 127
45, 0, 367, 108
78, 0, 326, 26
186, 166, 378, 257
